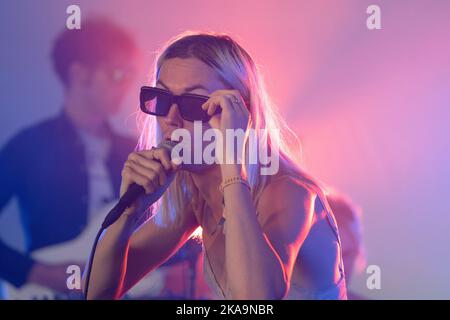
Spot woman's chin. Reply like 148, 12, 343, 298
180, 163, 215, 174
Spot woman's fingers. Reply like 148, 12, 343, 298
225, 93, 248, 115
126, 158, 167, 187
202, 95, 233, 116
210, 90, 247, 111
224, 94, 241, 113
128, 152, 168, 185
202, 98, 219, 116
121, 162, 158, 195
138, 148, 175, 171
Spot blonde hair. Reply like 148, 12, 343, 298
137, 31, 323, 229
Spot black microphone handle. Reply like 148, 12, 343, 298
101, 183, 145, 229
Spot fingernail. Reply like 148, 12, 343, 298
172, 157, 182, 167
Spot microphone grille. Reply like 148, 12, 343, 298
156, 140, 182, 171
157, 140, 178, 151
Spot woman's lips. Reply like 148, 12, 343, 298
164, 135, 180, 142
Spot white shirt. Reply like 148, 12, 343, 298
77, 129, 115, 223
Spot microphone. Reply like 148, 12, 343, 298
101, 140, 179, 229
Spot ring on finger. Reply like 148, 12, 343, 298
150, 146, 157, 158
231, 96, 241, 106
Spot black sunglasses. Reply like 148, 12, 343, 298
139, 86, 221, 122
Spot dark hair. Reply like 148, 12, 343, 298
51, 17, 137, 87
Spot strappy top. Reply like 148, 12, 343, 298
201, 174, 348, 300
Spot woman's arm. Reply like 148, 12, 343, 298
201, 89, 313, 299
222, 165, 313, 300
119, 204, 198, 296
85, 204, 198, 299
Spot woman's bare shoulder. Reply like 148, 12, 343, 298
256, 168, 315, 224
264, 165, 316, 197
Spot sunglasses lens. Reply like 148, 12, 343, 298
178, 95, 209, 122
140, 88, 172, 116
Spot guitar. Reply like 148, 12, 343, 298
3, 201, 165, 300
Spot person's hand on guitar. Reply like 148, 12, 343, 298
28, 261, 84, 294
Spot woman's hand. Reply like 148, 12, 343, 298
202, 89, 250, 134
120, 147, 179, 224
201, 90, 250, 170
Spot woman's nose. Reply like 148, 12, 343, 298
164, 103, 183, 126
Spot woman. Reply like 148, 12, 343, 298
86, 31, 347, 300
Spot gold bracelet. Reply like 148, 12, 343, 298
219, 176, 251, 193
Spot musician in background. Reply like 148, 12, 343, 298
0, 18, 138, 297
327, 191, 367, 300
